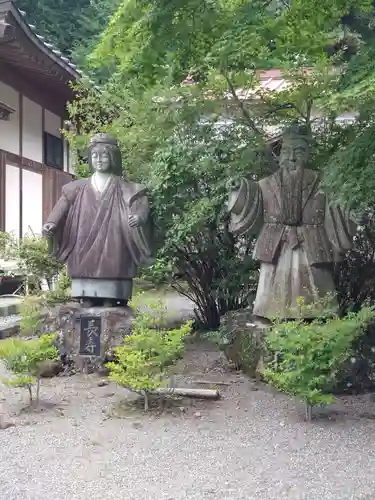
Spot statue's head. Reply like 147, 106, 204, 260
280, 123, 310, 172
88, 133, 123, 176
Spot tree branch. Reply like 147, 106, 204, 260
222, 72, 264, 139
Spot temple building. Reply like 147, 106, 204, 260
0, 0, 80, 237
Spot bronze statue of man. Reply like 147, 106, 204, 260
42, 133, 153, 307
228, 123, 358, 320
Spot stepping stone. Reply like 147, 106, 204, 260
0, 314, 21, 339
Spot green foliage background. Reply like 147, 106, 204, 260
19, 0, 375, 326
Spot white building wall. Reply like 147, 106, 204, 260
0, 79, 68, 240
5, 164, 20, 236
22, 169, 43, 236
22, 96, 43, 162
44, 108, 61, 138
0, 81, 20, 155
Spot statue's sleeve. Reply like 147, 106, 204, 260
129, 194, 154, 266
45, 193, 70, 227
324, 200, 356, 259
45, 183, 80, 260
228, 178, 263, 236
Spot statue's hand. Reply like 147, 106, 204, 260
128, 214, 141, 228
42, 222, 57, 238
227, 177, 248, 216
226, 178, 242, 192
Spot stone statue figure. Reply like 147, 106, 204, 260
227, 123, 358, 320
42, 133, 154, 308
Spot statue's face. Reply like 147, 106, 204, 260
280, 138, 309, 172
90, 144, 111, 173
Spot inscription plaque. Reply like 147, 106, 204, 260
79, 316, 101, 356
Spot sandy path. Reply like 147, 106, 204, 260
1, 340, 375, 500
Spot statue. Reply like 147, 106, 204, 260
42, 133, 154, 308
227, 123, 358, 320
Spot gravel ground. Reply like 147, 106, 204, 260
1, 340, 375, 500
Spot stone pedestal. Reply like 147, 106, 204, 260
42, 302, 133, 373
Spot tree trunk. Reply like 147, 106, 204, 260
27, 384, 33, 406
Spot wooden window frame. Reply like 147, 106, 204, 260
43, 131, 63, 170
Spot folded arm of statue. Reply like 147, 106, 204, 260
41, 191, 71, 257
227, 177, 263, 237
324, 200, 364, 258
127, 191, 154, 266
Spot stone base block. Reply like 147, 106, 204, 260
42, 302, 133, 373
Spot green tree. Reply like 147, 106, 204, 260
18, 0, 120, 64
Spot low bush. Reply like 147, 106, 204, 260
0, 334, 59, 406
19, 295, 44, 336
334, 216, 375, 314
44, 266, 72, 305
264, 306, 375, 420
138, 257, 172, 286
106, 298, 192, 410
0, 231, 63, 294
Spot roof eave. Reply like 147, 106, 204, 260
0, 0, 80, 80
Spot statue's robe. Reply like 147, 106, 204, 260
45, 176, 153, 301
229, 168, 356, 319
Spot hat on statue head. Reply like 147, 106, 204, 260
89, 132, 119, 147
282, 122, 311, 144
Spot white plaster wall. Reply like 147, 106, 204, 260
5, 164, 20, 237
44, 109, 61, 138
0, 81, 20, 155
22, 96, 43, 162
22, 169, 43, 236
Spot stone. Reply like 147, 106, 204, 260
35, 359, 63, 378
0, 420, 15, 430
218, 309, 267, 377
42, 132, 154, 307
40, 302, 133, 373
227, 122, 361, 320
0, 314, 21, 339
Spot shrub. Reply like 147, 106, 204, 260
0, 334, 59, 406
44, 266, 72, 305
106, 298, 192, 410
148, 124, 263, 330
0, 231, 63, 294
138, 257, 172, 286
19, 295, 44, 337
334, 214, 375, 314
0, 231, 17, 262
264, 306, 375, 420
17, 234, 63, 293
